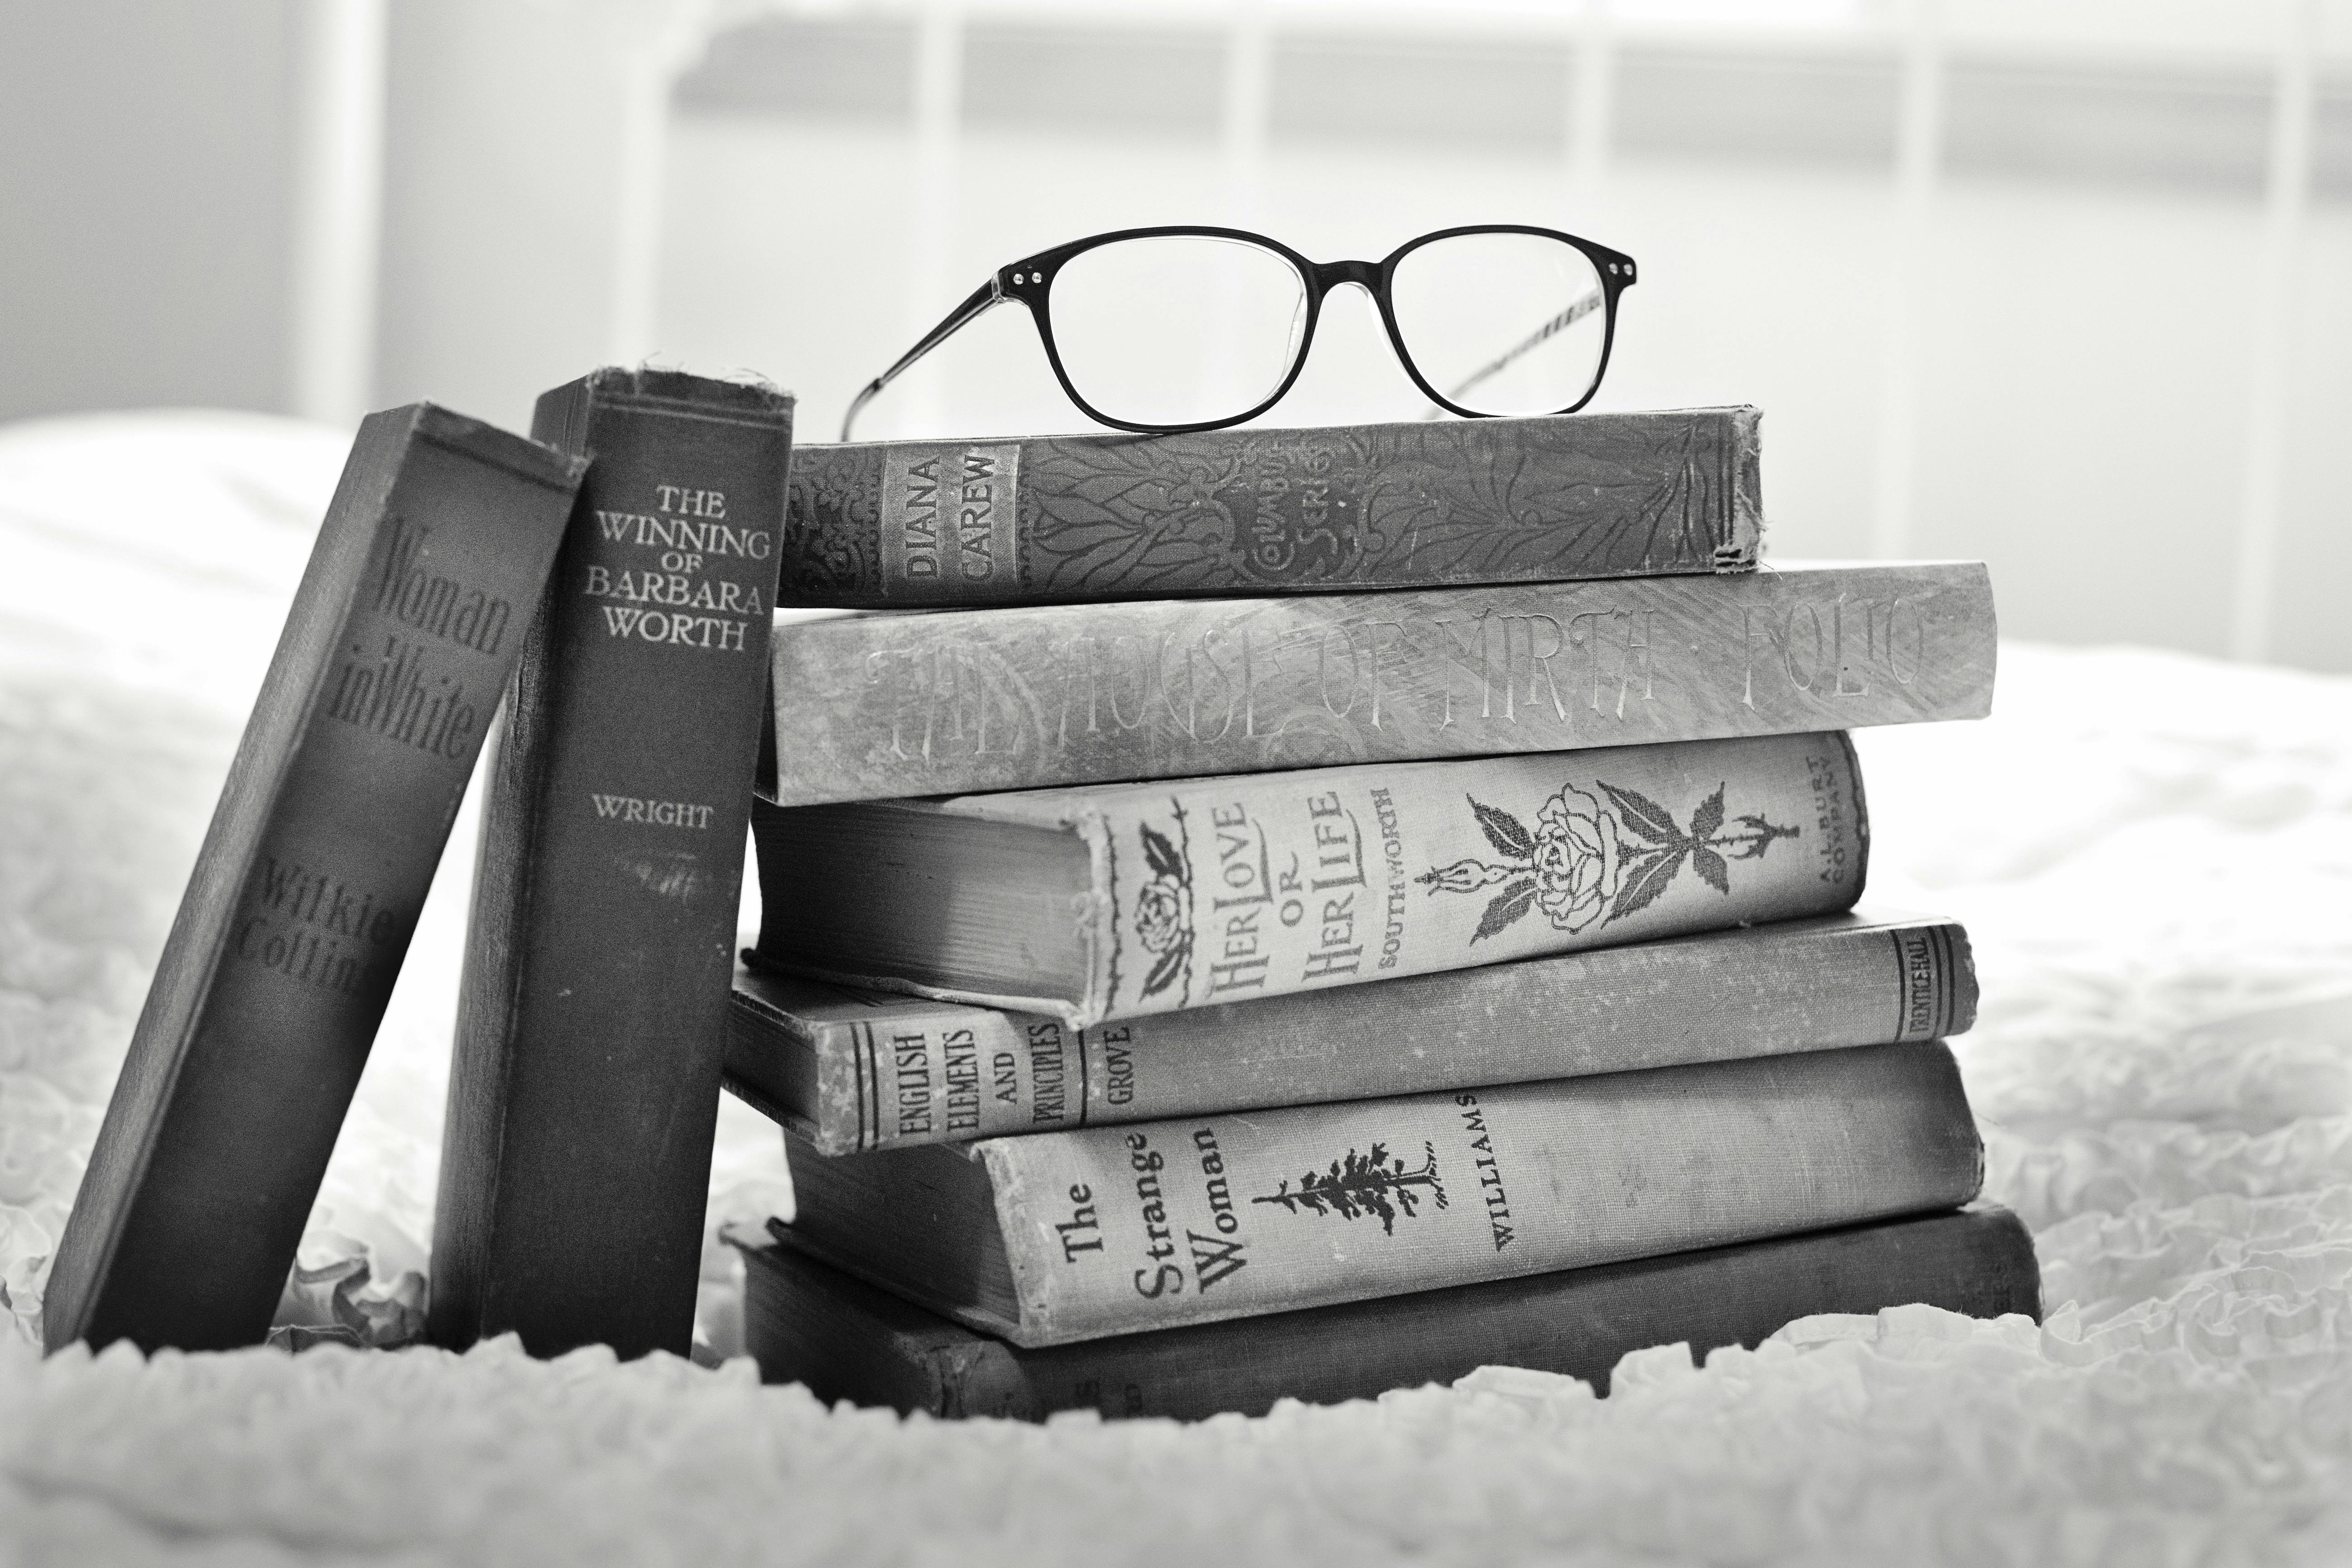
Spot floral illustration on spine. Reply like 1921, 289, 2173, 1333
780, 449, 882, 598
1251, 1143, 1447, 1236
1132, 805, 1193, 1001
1419, 779, 1798, 943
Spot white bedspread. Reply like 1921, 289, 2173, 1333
2, 412, 2347, 1565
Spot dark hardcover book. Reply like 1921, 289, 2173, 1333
740, 1206, 2038, 1421
727, 911, 1974, 1154
753, 731, 1869, 1029
779, 1039, 1984, 1348
758, 560, 1995, 806
43, 405, 583, 1354
430, 368, 794, 1360
775, 407, 1761, 608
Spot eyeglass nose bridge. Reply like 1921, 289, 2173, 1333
1304, 257, 1383, 298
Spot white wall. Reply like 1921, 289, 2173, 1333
5, 0, 2348, 671
0, 0, 300, 422
370, 0, 638, 432
648, 7, 2352, 669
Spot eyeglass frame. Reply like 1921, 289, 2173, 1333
840, 223, 1639, 441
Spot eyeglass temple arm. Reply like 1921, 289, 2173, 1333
1425, 287, 1607, 416
840, 277, 1004, 441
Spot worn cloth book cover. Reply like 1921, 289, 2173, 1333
729, 910, 1975, 1154
758, 559, 1994, 805
777, 407, 1762, 608
44, 404, 584, 1354
739, 1206, 2039, 1421
781, 1039, 1985, 1347
431, 369, 794, 1360
754, 730, 1868, 1029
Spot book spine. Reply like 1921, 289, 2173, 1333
760, 561, 1994, 805
760, 730, 1869, 1028
432, 369, 794, 1359
744, 1207, 2038, 1421
732, 914, 1975, 1154
1080, 730, 1863, 1020
44, 407, 581, 1353
978, 1039, 1982, 1346
776, 407, 1761, 608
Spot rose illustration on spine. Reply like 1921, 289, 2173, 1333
1132, 813, 1193, 1000
1532, 785, 1622, 932
1421, 779, 1798, 944
1133, 880, 1183, 954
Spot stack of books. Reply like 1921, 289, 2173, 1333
39, 373, 2033, 1409
722, 407, 2036, 1419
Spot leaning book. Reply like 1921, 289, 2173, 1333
44, 405, 583, 1354
433, 368, 795, 1362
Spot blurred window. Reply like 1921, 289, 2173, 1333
1943, 60, 2271, 197
963, 25, 1225, 138
1268, 36, 1569, 150
1615, 48, 1900, 168
673, 16, 916, 121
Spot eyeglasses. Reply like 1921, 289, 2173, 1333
840, 224, 1637, 441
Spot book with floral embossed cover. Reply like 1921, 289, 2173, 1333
775, 407, 1760, 607
756, 560, 1995, 807
753, 730, 1866, 1029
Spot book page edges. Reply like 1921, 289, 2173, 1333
1725, 405, 1763, 568
755, 1215, 1034, 1343
980, 1139, 1060, 1343
851, 793, 1119, 1027
769, 964, 1096, 1029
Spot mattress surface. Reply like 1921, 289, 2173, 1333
3, 412, 2348, 1566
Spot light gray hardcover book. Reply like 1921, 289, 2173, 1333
727, 910, 1975, 1154
760, 559, 1994, 806
754, 730, 1867, 1029
780, 1039, 1986, 1347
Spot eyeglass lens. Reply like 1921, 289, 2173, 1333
1389, 232, 1609, 417
1047, 236, 1309, 429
